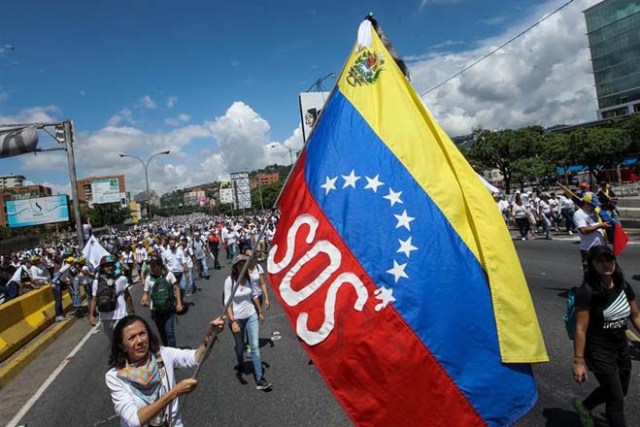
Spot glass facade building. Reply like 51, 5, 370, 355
585, 0, 640, 118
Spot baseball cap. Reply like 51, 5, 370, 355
582, 192, 600, 207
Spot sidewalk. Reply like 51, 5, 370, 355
507, 226, 640, 243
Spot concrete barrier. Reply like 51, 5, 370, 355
0, 285, 72, 363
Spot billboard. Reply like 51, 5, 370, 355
299, 91, 331, 142
0, 126, 39, 159
6, 195, 69, 228
219, 188, 233, 204
92, 178, 121, 204
230, 172, 252, 209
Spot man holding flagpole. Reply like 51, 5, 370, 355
574, 192, 611, 275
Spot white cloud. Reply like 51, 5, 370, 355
411, 0, 600, 136
167, 96, 178, 108
419, 0, 461, 10
0, 106, 60, 124
8, 101, 300, 197
139, 95, 157, 109
41, 181, 71, 196
106, 108, 135, 127
164, 113, 191, 127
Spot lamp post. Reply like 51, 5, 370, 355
268, 143, 295, 165
118, 150, 170, 221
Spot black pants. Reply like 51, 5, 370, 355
209, 243, 221, 268
515, 217, 529, 238
583, 369, 631, 427
561, 208, 575, 232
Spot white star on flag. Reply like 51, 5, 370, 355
321, 176, 338, 195
397, 236, 418, 258
386, 260, 409, 283
374, 286, 396, 312
364, 174, 385, 193
383, 188, 403, 206
394, 210, 415, 231
342, 170, 361, 189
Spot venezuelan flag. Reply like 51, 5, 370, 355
268, 18, 547, 426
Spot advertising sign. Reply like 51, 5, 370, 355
92, 178, 121, 204
6, 195, 69, 228
299, 91, 330, 142
230, 172, 251, 209
219, 188, 233, 204
0, 126, 39, 159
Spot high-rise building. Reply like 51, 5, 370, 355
585, 0, 640, 119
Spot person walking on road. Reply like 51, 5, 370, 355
574, 192, 611, 275
141, 256, 183, 347
105, 314, 224, 427
224, 258, 272, 391
573, 245, 640, 427
89, 255, 135, 345
511, 194, 530, 241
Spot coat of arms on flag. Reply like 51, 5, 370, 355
268, 15, 547, 427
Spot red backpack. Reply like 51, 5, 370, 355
208, 233, 219, 244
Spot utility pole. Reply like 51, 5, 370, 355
62, 121, 84, 249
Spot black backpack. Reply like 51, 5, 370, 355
151, 275, 175, 314
96, 276, 118, 313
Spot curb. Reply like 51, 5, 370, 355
0, 316, 78, 389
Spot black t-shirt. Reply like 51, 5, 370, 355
575, 281, 635, 372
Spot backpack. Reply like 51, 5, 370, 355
151, 275, 175, 314
96, 276, 118, 313
564, 287, 578, 340
208, 233, 219, 244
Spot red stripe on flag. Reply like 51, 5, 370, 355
613, 223, 629, 256
268, 155, 484, 426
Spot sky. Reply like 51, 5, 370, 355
0, 0, 601, 197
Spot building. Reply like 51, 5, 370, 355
585, 0, 640, 119
76, 175, 126, 204
0, 184, 53, 228
251, 172, 280, 189
0, 174, 26, 188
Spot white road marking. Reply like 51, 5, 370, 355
7, 325, 99, 427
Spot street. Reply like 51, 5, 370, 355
2, 239, 639, 427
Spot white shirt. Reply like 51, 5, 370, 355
559, 195, 574, 210
9, 265, 29, 283
92, 275, 130, 321
248, 264, 265, 297
223, 276, 258, 320
106, 346, 197, 427
573, 209, 606, 251
162, 247, 186, 274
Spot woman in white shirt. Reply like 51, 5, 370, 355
106, 314, 223, 427
244, 249, 270, 310
224, 258, 272, 391
511, 195, 531, 241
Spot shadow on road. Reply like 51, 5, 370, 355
541, 287, 571, 298
541, 407, 580, 426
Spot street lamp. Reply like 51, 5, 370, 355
118, 150, 170, 221
268, 143, 295, 165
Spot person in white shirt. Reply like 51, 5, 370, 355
162, 238, 188, 307
180, 237, 196, 296
538, 194, 553, 240
105, 315, 224, 427
559, 194, 576, 234
224, 258, 272, 391
89, 255, 134, 344
134, 242, 148, 276
573, 192, 611, 275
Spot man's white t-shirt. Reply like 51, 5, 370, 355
92, 275, 130, 321
573, 209, 606, 251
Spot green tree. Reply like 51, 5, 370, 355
88, 203, 129, 227
568, 127, 627, 184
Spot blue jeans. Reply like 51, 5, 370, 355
52, 283, 63, 317
69, 280, 82, 309
180, 267, 196, 293
196, 257, 209, 278
5, 281, 20, 302
229, 243, 239, 264
233, 313, 262, 380
151, 310, 176, 347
